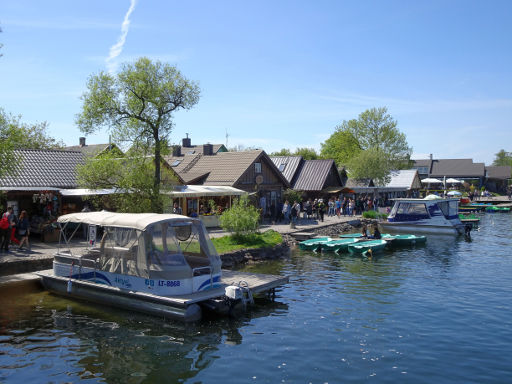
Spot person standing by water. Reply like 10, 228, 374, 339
17, 210, 31, 251
0, 207, 14, 251
317, 199, 326, 222
282, 200, 290, 224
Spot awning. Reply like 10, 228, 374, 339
0, 186, 61, 191
60, 188, 120, 196
167, 185, 247, 198
322, 187, 344, 194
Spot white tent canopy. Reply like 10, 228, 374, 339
446, 178, 462, 183
421, 178, 443, 183
60, 188, 120, 196
59, 186, 246, 198
167, 185, 246, 197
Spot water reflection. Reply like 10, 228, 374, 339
0, 281, 288, 384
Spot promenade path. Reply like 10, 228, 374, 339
0, 213, 363, 279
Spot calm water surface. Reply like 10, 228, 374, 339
1, 214, 512, 383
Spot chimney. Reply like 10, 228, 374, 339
172, 145, 181, 157
429, 153, 433, 160
182, 133, 191, 148
79, 137, 86, 147
203, 143, 213, 156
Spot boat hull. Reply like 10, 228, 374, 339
388, 234, 427, 246
38, 271, 203, 322
348, 240, 387, 254
298, 237, 331, 251
320, 239, 358, 253
380, 222, 463, 235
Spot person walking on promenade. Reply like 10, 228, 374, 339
335, 197, 341, 218
17, 210, 31, 251
327, 198, 335, 217
282, 200, 290, 224
1, 207, 14, 252
317, 199, 326, 222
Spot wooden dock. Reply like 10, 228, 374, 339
3, 269, 288, 321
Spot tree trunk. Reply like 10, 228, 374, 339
153, 128, 163, 213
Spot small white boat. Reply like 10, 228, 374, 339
380, 195, 465, 235
38, 211, 260, 321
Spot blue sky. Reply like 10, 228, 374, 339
1, 0, 511, 164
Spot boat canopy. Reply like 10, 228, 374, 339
58, 211, 192, 231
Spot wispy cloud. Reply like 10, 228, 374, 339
106, 0, 137, 74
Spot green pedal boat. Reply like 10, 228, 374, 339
320, 238, 359, 253
385, 234, 427, 246
347, 239, 387, 254
299, 237, 332, 251
485, 206, 511, 213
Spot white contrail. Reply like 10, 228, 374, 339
106, 0, 137, 73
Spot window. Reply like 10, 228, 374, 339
187, 150, 195, 155
279, 163, 286, 172
255, 162, 262, 173
171, 160, 182, 167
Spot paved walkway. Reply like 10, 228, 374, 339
0, 213, 363, 277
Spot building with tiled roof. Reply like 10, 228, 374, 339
270, 156, 344, 198
0, 149, 85, 190
166, 150, 289, 214
65, 137, 122, 157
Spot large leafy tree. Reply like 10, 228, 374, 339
320, 127, 361, 165
76, 57, 200, 212
321, 107, 412, 183
493, 149, 512, 167
0, 108, 63, 178
77, 151, 179, 213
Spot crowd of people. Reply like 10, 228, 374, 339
0, 206, 31, 252
264, 194, 389, 224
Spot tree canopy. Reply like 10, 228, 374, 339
76, 57, 200, 212
321, 107, 411, 184
493, 149, 512, 167
270, 147, 319, 160
77, 151, 179, 213
0, 108, 63, 178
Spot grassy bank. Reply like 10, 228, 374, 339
211, 230, 283, 254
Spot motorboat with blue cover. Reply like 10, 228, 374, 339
380, 195, 465, 235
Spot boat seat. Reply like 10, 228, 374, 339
184, 255, 211, 269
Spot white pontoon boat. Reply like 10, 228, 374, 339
39, 212, 223, 321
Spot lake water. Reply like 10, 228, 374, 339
1, 214, 512, 383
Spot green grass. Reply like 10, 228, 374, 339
362, 210, 388, 219
211, 230, 283, 253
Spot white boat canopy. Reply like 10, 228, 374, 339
57, 211, 192, 231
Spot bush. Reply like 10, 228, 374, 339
362, 210, 378, 219
219, 195, 260, 237
362, 210, 388, 219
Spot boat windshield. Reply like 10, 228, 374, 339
147, 220, 220, 269
389, 202, 430, 220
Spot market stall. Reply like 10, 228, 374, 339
167, 185, 247, 227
